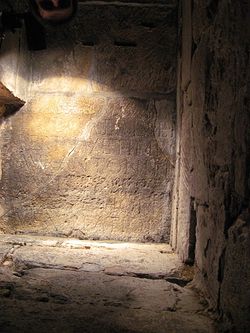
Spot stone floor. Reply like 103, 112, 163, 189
0, 234, 217, 333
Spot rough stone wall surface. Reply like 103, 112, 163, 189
0, 3, 177, 242
173, 0, 250, 331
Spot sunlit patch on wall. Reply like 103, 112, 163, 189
31, 76, 108, 95
25, 93, 106, 162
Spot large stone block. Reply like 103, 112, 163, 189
1, 94, 175, 241
27, 4, 177, 95
0, 1, 177, 242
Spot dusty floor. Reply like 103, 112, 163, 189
0, 235, 217, 333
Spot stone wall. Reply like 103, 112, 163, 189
0, 1, 177, 242
173, 0, 250, 331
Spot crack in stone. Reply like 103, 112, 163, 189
104, 271, 191, 286
7, 260, 190, 287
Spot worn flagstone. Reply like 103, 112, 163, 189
0, 234, 217, 333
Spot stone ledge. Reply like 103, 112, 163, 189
0, 234, 192, 284
0, 82, 25, 116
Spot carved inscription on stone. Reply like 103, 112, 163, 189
0, 4, 177, 242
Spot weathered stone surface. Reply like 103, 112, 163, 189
0, 269, 216, 333
220, 213, 250, 332
0, 2, 177, 242
0, 235, 216, 333
21, 4, 177, 96
1, 96, 175, 241
173, 0, 250, 331
0, 234, 186, 278
0, 244, 13, 264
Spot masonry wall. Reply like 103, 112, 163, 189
173, 0, 250, 331
0, 1, 177, 242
